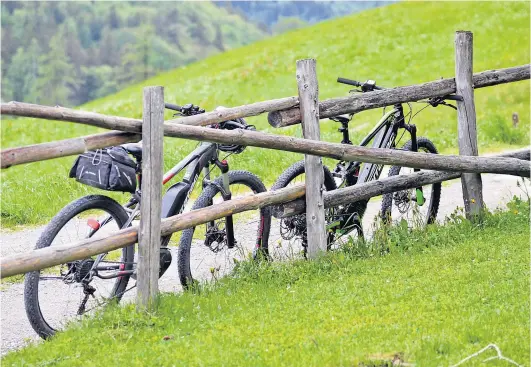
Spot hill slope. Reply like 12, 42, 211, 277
1, 1, 529, 226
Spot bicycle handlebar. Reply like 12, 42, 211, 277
337, 77, 362, 87
337, 77, 384, 91
164, 103, 182, 111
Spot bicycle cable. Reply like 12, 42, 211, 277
409, 101, 432, 122
201, 151, 235, 188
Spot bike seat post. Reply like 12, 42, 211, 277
339, 120, 352, 145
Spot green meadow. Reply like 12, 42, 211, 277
2, 1, 529, 227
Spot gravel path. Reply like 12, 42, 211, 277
1, 173, 529, 355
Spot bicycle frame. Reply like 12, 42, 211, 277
162, 142, 217, 185
356, 108, 398, 185
89, 142, 229, 280
328, 103, 414, 238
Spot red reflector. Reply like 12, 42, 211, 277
87, 219, 101, 230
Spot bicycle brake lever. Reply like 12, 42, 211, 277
441, 101, 457, 110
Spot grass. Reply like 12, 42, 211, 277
3, 198, 529, 366
1, 1, 530, 227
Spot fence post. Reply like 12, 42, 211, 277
455, 31, 484, 219
137, 86, 164, 310
296, 58, 326, 257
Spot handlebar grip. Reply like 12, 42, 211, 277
443, 95, 463, 101
164, 103, 182, 111
337, 77, 362, 87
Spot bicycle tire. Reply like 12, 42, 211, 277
380, 137, 441, 225
270, 160, 363, 253
24, 195, 134, 339
177, 170, 271, 289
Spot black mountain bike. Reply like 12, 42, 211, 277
272, 77, 459, 255
24, 103, 271, 339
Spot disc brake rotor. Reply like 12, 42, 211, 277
205, 222, 227, 253
394, 190, 411, 214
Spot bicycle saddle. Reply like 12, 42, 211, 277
122, 143, 143, 160
330, 115, 350, 124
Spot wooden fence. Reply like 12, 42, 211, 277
1, 31, 529, 309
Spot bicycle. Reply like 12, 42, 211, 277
271, 77, 459, 256
24, 103, 271, 339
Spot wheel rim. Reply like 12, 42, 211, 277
387, 147, 437, 227
188, 183, 261, 284
272, 172, 361, 259
35, 207, 131, 332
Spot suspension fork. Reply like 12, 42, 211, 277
214, 159, 236, 248
405, 123, 425, 205
202, 166, 216, 230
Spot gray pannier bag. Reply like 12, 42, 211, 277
69, 146, 137, 193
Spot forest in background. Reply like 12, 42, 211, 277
1, 1, 387, 108
1, 1, 265, 107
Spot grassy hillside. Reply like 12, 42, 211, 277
2, 1, 529, 226
3, 201, 529, 366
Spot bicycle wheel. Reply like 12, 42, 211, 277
380, 137, 441, 226
177, 171, 271, 289
24, 195, 135, 339
270, 160, 364, 259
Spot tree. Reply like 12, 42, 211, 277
116, 26, 155, 85
78, 66, 117, 103
3, 39, 41, 103
36, 30, 76, 106
63, 19, 86, 67
77, 19, 92, 49
213, 24, 225, 51
108, 6, 121, 29
98, 28, 118, 66
187, 12, 210, 44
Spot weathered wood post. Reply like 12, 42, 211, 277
455, 31, 484, 219
296, 59, 326, 257
137, 86, 164, 309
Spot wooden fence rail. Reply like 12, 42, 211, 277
1, 32, 530, 310
273, 148, 531, 218
1, 131, 140, 168
2, 147, 528, 279
267, 64, 530, 127
2, 103, 529, 177
2, 66, 528, 134
0, 185, 306, 278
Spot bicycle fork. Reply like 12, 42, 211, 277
214, 159, 236, 248
406, 124, 425, 206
